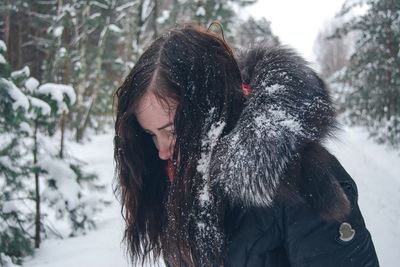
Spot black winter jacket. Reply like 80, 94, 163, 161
223, 144, 379, 267
166, 46, 379, 267
211, 46, 380, 266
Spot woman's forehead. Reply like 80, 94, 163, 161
135, 92, 176, 116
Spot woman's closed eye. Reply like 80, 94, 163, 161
166, 127, 176, 136
144, 129, 175, 141
143, 129, 155, 137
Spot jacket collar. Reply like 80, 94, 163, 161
210, 46, 337, 207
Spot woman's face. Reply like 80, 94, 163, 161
135, 92, 176, 161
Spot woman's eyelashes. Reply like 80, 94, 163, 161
145, 127, 175, 138
144, 129, 155, 137
167, 127, 176, 136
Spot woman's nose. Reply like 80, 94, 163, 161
158, 139, 173, 160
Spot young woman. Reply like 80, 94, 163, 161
114, 24, 379, 266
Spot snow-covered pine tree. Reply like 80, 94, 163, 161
2, 0, 262, 144
0, 0, 51, 81
84, 0, 126, 137
0, 40, 34, 266
313, 17, 354, 80
1, 40, 107, 265
27, 80, 108, 243
233, 16, 280, 49
334, 0, 400, 146
41, 0, 126, 142
162, 0, 256, 38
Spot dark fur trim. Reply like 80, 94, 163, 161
211, 46, 342, 212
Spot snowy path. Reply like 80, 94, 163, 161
23, 127, 399, 267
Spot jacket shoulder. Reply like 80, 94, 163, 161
280, 143, 352, 221
224, 148, 379, 267
277, 144, 380, 266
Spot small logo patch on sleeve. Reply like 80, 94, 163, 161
339, 222, 355, 242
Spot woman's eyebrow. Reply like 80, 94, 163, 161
157, 122, 173, 131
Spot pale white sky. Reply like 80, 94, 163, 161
244, 0, 346, 65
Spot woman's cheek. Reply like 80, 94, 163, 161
151, 135, 159, 150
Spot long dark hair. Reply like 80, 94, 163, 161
114, 24, 244, 266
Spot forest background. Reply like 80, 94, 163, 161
1, 0, 399, 266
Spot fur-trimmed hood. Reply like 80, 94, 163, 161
211, 46, 338, 207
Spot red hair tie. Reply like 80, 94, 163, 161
241, 82, 251, 96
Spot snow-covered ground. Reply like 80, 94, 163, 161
22, 126, 399, 267
23, 133, 131, 267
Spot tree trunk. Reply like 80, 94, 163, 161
4, 0, 10, 50
77, 95, 96, 141
76, 12, 108, 141
135, 0, 144, 54
74, 3, 90, 142
17, 13, 22, 68
60, 111, 66, 158
34, 120, 41, 248
152, 0, 159, 38
170, 0, 179, 25
59, 0, 70, 156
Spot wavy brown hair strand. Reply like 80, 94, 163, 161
114, 24, 244, 266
